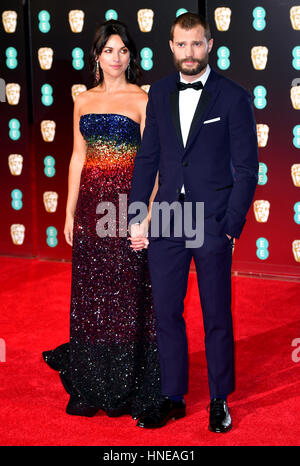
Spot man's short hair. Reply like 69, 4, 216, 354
170, 12, 211, 42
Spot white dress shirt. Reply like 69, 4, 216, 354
179, 64, 211, 194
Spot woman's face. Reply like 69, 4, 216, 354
98, 34, 130, 79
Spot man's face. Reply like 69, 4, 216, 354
169, 24, 213, 78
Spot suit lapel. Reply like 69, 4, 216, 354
184, 69, 221, 152
167, 68, 221, 153
185, 89, 211, 144
169, 86, 184, 150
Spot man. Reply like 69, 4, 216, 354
128, 12, 258, 433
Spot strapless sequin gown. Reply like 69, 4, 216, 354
43, 114, 161, 418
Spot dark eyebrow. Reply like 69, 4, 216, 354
103, 45, 128, 50
175, 40, 203, 45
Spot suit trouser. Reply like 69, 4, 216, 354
147, 231, 235, 398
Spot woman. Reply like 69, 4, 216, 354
42, 20, 160, 419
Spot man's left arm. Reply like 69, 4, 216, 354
225, 90, 259, 239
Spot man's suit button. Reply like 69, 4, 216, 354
182, 161, 188, 167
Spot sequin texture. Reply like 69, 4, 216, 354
43, 114, 161, 417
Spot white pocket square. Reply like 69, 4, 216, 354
203, 117, 221, 124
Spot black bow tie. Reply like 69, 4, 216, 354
176, 81, 204, 91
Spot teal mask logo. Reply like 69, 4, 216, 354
256, 237, 269, 260
11, 189, 23, 210
217, 46, 230, 70
9, 118, 21, 140
72, 48, 84, 70
38, 10, 51, 33
252, 7, 266, 31
140, 47, 153, 71
292, 46, 300, 70
294, 202, 300, 224
6, 47, 18, 69
44, 156, 56, 177
176, 9, 188, 18
258, 162, 268, 185
293, 125, 300, 148
105, 10, 118, 21
46, 226, 58, 247
254, 85, 267, 109
41, 84, 53, 106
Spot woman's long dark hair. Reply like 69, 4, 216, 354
89, 20, 142, 86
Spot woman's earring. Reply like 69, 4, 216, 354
95, 61, 100, 82
127, 63, 130, 80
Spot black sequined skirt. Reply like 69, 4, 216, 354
43, 228, 161, 418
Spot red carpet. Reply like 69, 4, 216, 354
0, 256, 299, 446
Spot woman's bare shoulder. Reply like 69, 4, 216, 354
74, 87, 100, 112
129, 84, 148, 107
76, 87, 99, 102
130, 84, 148, 97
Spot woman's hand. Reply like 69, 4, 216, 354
64, 215, 74, 246
128, 220, 149, 251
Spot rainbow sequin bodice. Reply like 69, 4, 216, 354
80, 113, 141, 173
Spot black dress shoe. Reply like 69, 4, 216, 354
208, 398, 232, 433
66, 395, 100, 417
137, 397, 186, 428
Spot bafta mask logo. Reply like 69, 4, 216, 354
43, 191, 58, 213
68, 10, 85, 33
137, 9, 154, 32
41, 120, 56, 142
141, 84, 150, 93
214, 7, 232, 31
2, 11, 17, 33
257, 124, 269, 147
5, 83, 20, 105
251, 46, 268, 70
8, 154, 23, 175
254, 200, 270, 223
290, 6, 300, 30
292, 240, 300, 262
38, 47, 53, 70
10, 224, 25, 245
71, 84, 87, 102
291, 164, 300, 187
291, 85, 300, 110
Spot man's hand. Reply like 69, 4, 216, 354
128, 219, 149, 251
226, 234, 236, 254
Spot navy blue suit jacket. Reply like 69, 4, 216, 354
129, 68, 258, 239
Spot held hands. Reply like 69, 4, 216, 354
64, 214, 150, 249
63, 215, 234, 251
128, 230, 234, 251
128, 217, 149, 251
64, 215, 74, 246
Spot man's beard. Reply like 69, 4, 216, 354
173, 55, 208, 76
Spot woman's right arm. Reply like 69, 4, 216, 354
64, 95, 87, 246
